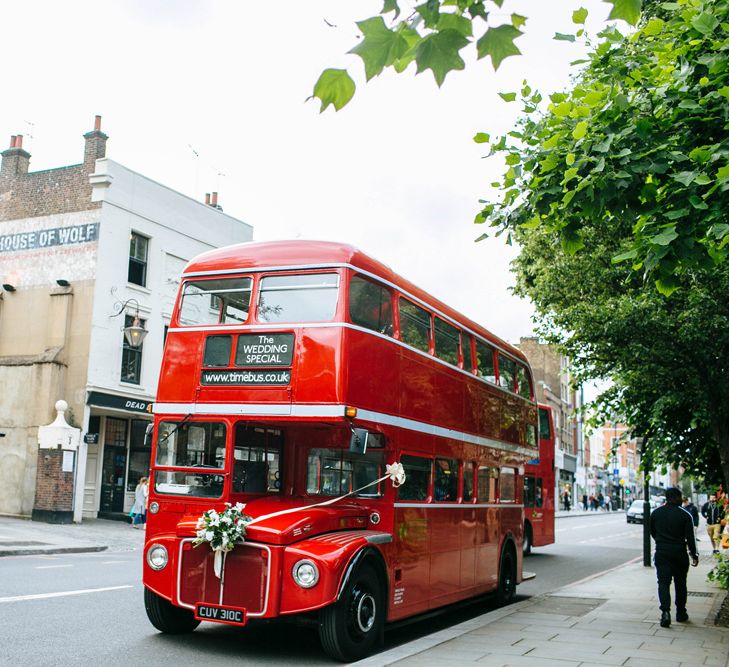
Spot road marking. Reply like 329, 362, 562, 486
0, 585, 132, 603
100, 560, 128, 565
35, 565, 73, 569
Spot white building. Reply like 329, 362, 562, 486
0, 118, 253, 519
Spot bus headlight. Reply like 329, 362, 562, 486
292, 559, 319, 588
149, 502, 159, 514
147, 544, 169, 571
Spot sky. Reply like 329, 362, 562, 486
0, 0, 614, 346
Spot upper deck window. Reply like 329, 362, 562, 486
434, 318, 459, 366
498, 354, 517, 392
476, 340, 496, 383
349, 275, 393, 336
516, 363, 532, 399
399, 299, 431, 353
179, 278, 251, 326
257, 273, 339, 323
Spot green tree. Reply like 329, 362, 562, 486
483, 0, 729, 486
313, 0, 642, 112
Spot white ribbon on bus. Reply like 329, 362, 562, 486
205, 462, 406, 578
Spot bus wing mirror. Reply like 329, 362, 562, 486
145, 423, 154, 447
349, 428, 369, 455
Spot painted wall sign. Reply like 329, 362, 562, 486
201, 369, 292, 386
0, 223, 100, 253
234, 333, 294, 367
87, 391, 153, 414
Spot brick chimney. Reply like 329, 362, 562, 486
83, 115, 108, 170
0, 134, 31, 178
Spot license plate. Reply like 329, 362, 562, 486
194, 603, 247, 626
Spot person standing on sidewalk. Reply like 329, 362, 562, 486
701, 493, 726, 553
650, 487, 699, 627
131, 476, 149, 529
682, 497, 700, 542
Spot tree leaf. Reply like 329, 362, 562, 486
476, 24, 523, 70
672, 171, 697, 187
381, 0, 400, 18
437, 13, 473, 37
415, 29, 469, 86
312, 69, 356, 112
650, 227, 678, 246
643, 18, 664, 36
511, 13, 527, 29
605, 0, 642, 26
473, 132, 491, 144
691, 12, 719, 35
554, 32, 577, 42
572, 121, 588, 140
572, 7, 589, 24
499, 91, 516, 102
350, 17, 414, 80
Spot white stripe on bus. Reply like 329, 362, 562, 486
153, 403, 536, 457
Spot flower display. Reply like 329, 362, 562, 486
192, 502, 252, 553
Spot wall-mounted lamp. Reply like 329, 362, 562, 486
56, 279, 71, 287
2, 283, 16, 292
111, 288, 148, 348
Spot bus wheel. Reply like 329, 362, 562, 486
144, 587, 200, 634
496, 548, 517, 606
523, 523, 533, 557
318, 563, 384, 662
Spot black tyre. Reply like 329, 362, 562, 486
522, 523, 533, 557
144, 587, 200, 634
319, 562, 384, 662
495, 548, 517, 606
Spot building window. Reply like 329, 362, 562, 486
121, 314, 144, 384
128, 233, 149, 287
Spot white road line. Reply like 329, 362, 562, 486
35, 565, 73, 570
0, 585, 132, 603
100, 561, 128, 565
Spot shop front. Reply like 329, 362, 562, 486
83, 391, 153, 519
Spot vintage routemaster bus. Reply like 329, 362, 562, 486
522, 405, 556, 555
142, 240, 538, 661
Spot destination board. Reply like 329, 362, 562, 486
235, 333, 294, 367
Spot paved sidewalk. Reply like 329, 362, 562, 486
355, 547, 729, 667
0, 514, 143, 556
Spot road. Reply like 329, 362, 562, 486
0, 512, 644, 666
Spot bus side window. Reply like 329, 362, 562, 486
524, 476, 535, 507
500, 467, 516, 502
434, 458, 458, 501
535, 478, 543, 508
516, 363, 532, 399
398, 299, 431, 354
434, 318, 459, 367
539, 407, 551, 440
462, 461, 474, 502
476, 340, 496, 383
477, 466, 498, 502
349, 275, 393, 336
462, 334, 474, 373
398, 455, 432, 501
498, 355, 517, 392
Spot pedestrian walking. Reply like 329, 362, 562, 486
562, 489, 571, 512
582, 494, 588, 512
650, 487, 699, 627
682, 496, 700, 542
597, 492, 605, 511
131, 476, 149, 529
604, 495, 612, 512
701, 492, 726, 553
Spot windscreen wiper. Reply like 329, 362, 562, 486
157, 413, 193, 446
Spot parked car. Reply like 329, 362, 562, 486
626, 499, 657, 524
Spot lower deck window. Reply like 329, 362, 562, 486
500, 467, 516, 502
233, 425, 283, 493
524, 476, 543, 508
398, 455, 432, 501
478, 466, 498, 502
306, 448, 384, 496
434, 458, 458, 501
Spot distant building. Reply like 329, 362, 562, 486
0, 117, 252, 519
516, 337, 583, 504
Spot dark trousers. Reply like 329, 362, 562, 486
654, 550, 689, 613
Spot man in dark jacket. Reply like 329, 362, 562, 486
682, 497, 700, 541
650, 487, 699, 627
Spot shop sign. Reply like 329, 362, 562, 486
84, 433, 99, 444
87, 391, 153, 414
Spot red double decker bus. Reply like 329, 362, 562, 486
142, 240, 538, 661
522, 405, 556, 555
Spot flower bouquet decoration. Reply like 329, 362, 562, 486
193, 502, 252, 578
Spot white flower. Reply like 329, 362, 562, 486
205, 530, 214, 541
234, 502, 246, 511
221, 515, 232, 525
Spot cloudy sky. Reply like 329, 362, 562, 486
0, 0, 613, 344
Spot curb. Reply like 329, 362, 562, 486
0, 545, 108, 558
